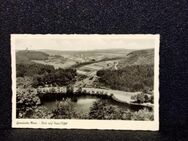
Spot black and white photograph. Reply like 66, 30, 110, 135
11, 34, 159, 130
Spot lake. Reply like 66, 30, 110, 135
42, 96, 145, 117
43, 96, 99, 115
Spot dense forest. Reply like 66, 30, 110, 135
17, 63, 77, 87
16, 63, 54, 77
97, 64, 154, 92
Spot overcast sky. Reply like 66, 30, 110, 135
12, 35, 157, 51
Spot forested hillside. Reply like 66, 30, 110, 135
17, 63, 77, 87
97, 49, 154, 92
97, 65, 154, 92
16, 50, 77, 87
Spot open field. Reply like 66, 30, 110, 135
32, 60, 76, 69
38, 49, 132, 68
77, 60, 120, 75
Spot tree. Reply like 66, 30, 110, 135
52, 99, 77, 119
77, 87, 82, 94
30, 106, 53, 119
131, 108, 154, 121
89, 100, 123, 120
96, 64, 154, 92
16, 88, 41, 118
66, 85, 74, 94
136, 93, 146, 103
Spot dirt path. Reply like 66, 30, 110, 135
74, 87, 153, 108
81, 87, 139, 104
114, 61, 118, 70
75, 59, 121, 87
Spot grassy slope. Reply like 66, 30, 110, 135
16, 50, 49, 64
118, 49, 154, 68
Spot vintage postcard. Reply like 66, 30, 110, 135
11, 34, 159, 130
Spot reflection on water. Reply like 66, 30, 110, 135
74, 97, 99, 114
42, 96, 146, 116
43, 96, 99, 115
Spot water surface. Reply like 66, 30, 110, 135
43, 96, 100, 115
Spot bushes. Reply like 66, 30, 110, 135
52, 99, 78, 119
51, 99, 154, 120
88, 100, 113, 119
131, 92, 154, 104
16, 88, 41, 118
97, 64, 154, 92
89, 100, 153, 120
52, 99, 127, 120
16, 77, 33, 88
131, 108, 154, 121
30, 106, 53, 119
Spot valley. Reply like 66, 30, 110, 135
16, 48, 154, 120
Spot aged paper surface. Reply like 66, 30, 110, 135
11, 34, 159, 130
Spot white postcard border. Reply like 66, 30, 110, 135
11, 34, 160, 130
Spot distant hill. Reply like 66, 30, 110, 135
39, 48, 133, 53
38, 49, 133, 62
16, 50, 49, 64
118, 49, 154, 68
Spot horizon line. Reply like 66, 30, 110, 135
16, 47, 154, 52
